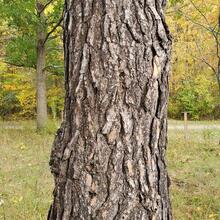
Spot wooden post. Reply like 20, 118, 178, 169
183, 112, 188, 143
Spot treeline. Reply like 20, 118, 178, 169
0, 0, 219, 121
0, 64, 64, 119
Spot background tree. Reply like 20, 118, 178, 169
176, 0, 220, 89
167, 0, 220, 119
0, 0, 64, 129
48, 0, 172, 219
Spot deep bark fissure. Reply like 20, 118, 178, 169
48, 0, 172, 219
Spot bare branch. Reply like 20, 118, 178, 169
188, 0, 210, 26
178, 9, 218, 35
193, 55, 217, 74
213, 33, 220, 59
37, 0, 54, 15
44, 12, 64, 45
192, 42, 216, 72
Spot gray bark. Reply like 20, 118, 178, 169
48, 0, 172, 219
36, 5, 48, 129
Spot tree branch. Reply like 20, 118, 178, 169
38, 0, 54, 14
192, 54, 217, 74
193, 40, 217, 72
188, 0, 210, 26
178, 9, 218, 35
44, 12, 64, 45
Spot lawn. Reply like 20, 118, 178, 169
0, 120, 220, 220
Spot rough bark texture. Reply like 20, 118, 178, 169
48, 0, 172, 219
36, 7, 47, 129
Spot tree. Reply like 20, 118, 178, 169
166, 0, 220, 119
48, 0, 172, 219
35, 0, 63, 129
171, 0, 220, 90
0, 0, 64, 129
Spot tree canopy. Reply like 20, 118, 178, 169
0, 0, 64, 71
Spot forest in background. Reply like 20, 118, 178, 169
0, 0, 219, 121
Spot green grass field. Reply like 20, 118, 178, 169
0, 120, 220, 220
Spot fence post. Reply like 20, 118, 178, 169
183, 112, 188, 143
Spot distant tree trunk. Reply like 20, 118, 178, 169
217, 7, 220, 90
36, 6, 47, 129
48, 0, 172, 219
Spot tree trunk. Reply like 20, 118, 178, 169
48, 0, 172, 219
217, 59, 220, 91
36, 11, 47, 130
217, 6, 220, 91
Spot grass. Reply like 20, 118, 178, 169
0, 120, 59, 220
168, 122, 220, 220
0, 120, 220, 219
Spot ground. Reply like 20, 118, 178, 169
0, 120, 220, 220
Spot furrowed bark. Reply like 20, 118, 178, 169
48, 0, 172, 219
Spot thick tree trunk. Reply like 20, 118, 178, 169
36, 12, 47, 129
48, 0, 172, 219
